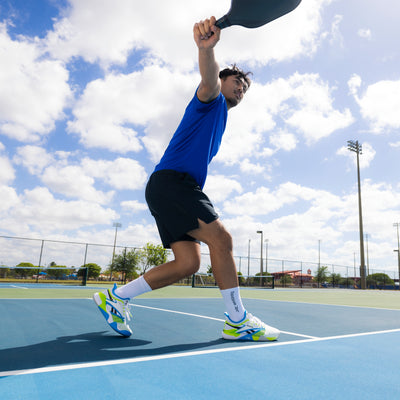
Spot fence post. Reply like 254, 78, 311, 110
82, 243, 88, 286
300, 261, 303, 288
36, 240, 45, 284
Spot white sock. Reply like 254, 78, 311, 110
220, 287, 245, 323
114, 275, 152, 299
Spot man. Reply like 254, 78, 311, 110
93, 17, 280, 342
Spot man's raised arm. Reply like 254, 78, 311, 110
193, 16, 221, 103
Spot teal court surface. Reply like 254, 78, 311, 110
0, 284, 399, 399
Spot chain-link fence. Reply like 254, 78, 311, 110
1, 235, 398, 289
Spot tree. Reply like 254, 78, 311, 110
47, 265, 71, 279
15, 262, 35, 279
237, 271, 245, 285
78, 263, 101, 280
280, 274, 293, 287
366, 273, 394, 288
329, 273, 342, 288
314, 266, 329, 288
139, 243, 168, 273
112, 248, 140, 283
0, 267, 9, 278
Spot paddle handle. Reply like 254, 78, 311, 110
215, 15, 231, 30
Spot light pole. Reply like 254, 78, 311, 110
257, 231, 263, 286
110, 222, 122, 281
365, 233, 370, 276
394, 223, 400, 289
265, 239, 269, 275
318, 240, 321, 270
247, 239, 251, 278
347, 140, 366, 290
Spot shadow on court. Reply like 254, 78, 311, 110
0, 331, 226, 372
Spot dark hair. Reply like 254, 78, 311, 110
219, 64, 252, 89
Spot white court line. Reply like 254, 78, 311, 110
10, 285, 28, 290
2, 327, 400, 378
132, 304, 318, 339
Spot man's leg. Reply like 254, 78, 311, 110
128, 240, 201, 292
93, 240, 201, 337
188, 219, 280, 341
188, 219, 238, 290
188, 219, 245, 321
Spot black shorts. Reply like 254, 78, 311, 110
145, 169, 219, 248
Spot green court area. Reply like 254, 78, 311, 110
1, 284, 399, 309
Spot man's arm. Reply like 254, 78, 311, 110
193, 17, 221, 103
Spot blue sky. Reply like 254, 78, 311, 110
1, 0, 399, 277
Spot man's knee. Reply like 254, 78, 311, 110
205, 221, 233, 251
172, 241, 201, 275
216, 228, 233, 250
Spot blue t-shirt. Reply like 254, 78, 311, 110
154, 91, 228, 189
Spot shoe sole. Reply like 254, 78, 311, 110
222, 331, 280, 341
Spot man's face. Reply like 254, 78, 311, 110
220, 75, 249, 109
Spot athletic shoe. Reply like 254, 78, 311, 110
93, 283, 132, 337
222, 311, 280, 341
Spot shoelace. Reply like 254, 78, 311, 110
121, 300, 132, 322
247, 314, 265, 328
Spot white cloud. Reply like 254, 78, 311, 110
339, 180, 400, 241
353, 79, 400, 133
13, 145, 54, 175
81, 157, 147, 190
68, 65, 195, 158
223, 185, 292, 216
44, 0, 223, 70
348, 74, 362, 97
41, 164, 115, 204
269, 131, 298, 152
121, 200, 148, 213
203, 174, 243, 203
0, 23, 72, 142
357, 28, 372, 40
336, 142, 376, 169
349, 74, 400, 133
223, 179, 400, 266
0, 155, 15, 184
43, 0, 331, 70
239, 159, 265, 175
328, 14, 344, 47
13, 146, 147, 202
217, 0, 333, 67
283, 73, 354, 143
0, 185, 19, 213
2, 187, 118, 234
217, 73, 353, 166
223, 181, 345, 218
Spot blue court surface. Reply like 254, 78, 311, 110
0, 290, 399, 399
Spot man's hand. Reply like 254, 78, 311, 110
193, 16, 221, 49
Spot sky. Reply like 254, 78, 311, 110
0, 0, 399, 277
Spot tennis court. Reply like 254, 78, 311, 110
0, 285, 399, 399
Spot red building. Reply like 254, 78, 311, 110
270, 270, 313, 286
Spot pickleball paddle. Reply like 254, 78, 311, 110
215, 0, 302, 30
